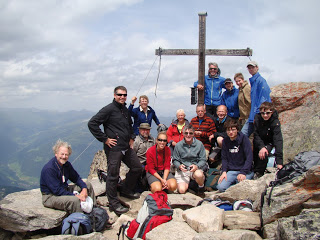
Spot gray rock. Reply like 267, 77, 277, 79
167, 193, 203, 209
145, 221, 197, 240
0, 189, 66, 232
90, 177, 106, 196
262, 221, 277, 239
224, 211, 260, 230
262, 166, 320, 225
39, 232, 110, 239
277, 208, 320, 240
182, 204, 224, 232
192, 229, 262, 240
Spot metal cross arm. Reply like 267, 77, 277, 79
155, 48, 253, 56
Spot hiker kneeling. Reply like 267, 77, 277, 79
217, 119, 254, 192
145, 132, 177, 193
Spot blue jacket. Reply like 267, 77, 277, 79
128, 105, 160, 135
221, 131, 253, 175
40, 157, 87, 195
221, 86, 240, 118
248, 72, 271, 122
194, 75, 226, 106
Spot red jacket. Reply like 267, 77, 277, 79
145, 145, 171, 175
190, 114, 216, 150
167, 119, 189, 145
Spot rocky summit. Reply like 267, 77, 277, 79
0, 82, 319, 240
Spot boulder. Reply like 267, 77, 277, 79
90, 177, 106, 196
192, 229, 262, 240
145, 221, 197, 240
262, 165, 320, 225
215, 172, 275, 211
0, 189, 66, 232
168, 193, 203, 209
271, 82, 320, 162
182, 204, 224, 232
224, 211, 260, 230
277, 208, 320, 240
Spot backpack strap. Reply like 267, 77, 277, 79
117, 221, 130, 240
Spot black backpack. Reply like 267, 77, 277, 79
86, 206, 109, 232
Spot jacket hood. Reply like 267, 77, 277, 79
172, 119, 189, 126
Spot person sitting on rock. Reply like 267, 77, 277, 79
40, 139, 96, 213
173, 125, 207, 195
217, 119, 254, 192
253, 102, 283, 178
167, 109, 189, 155
145, 132, 177, 193
128, 95, 162, 135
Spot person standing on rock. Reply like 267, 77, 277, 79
241, 61, 271, 137
217, 119, 254, 192
88, 86, 142, 215
253, 102, 283, 178
173, 125, 207, 195
40, 139, 96, 213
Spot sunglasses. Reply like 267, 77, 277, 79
184, 132, 194, 136
157, 138, 167, 142
209, 68, 218, 71
115, 93, 127, 97
261, 111, 272, 115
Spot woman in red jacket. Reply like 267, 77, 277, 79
145, 132, 177, 193
167, 109, 189, 154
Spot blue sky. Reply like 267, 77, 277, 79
1, 0, 319, 118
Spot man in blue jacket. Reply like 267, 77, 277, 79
241, 61, 271, 137
221, 78, 240, 119
40, 139, 96, 213
217, 119, 254, 192
194, 62, 225, 117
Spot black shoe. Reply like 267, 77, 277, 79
109, 205, 129, 215
197, 186, 205, 198
120, 191, 140, 199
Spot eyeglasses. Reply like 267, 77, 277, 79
209, 68, 218, 71
261, 111, 272, 115
184, 132, 194, 136
157, 138, 167, 142
115, 93, 127, 97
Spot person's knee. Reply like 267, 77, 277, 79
65, 197, 82, 213
177, 183, 188, 194
217, 183, 227, 192
150, 182, 162, 193
167, 179, 177, 192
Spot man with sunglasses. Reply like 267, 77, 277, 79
88, 86, 142, 215
172, 125, 207, 195
194, 62, 226, 117
253, 102, 283, 179
241, 61, 271, 137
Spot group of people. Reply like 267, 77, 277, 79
39, 60, 283, 217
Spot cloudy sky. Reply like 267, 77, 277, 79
1, 0, 319, 118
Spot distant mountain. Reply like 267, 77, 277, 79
0, 108, 175, 199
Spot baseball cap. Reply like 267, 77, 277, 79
224, 78, 233, 84
247, 61, 258, 67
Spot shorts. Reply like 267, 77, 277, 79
175, 169, 203, 184
146, 171, 175, 185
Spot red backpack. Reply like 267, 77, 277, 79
118, 191, 173, 240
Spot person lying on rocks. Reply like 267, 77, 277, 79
145, 131, 177, 193
172, 125, 207, 195
253, 102, 283, 179
40, 139, 96, 213
217, 119, 254, 192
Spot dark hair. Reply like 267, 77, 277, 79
224, 118, 240, 131
114, 86, 127, 94
259, 102, 275, 112
183, 124, 195, 134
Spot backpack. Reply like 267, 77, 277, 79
197, 198, 233, 211
61, 212, 92, 235
205, 168, 220, 190
86, 206, 109, 232
117, 191, 173, 240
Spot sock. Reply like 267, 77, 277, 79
198, 184, 204, 188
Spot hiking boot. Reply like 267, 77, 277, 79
109, 205, 129, 215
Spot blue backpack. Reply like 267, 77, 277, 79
61, 212, 92, 235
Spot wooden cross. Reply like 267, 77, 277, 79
155, 12, 253, 104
